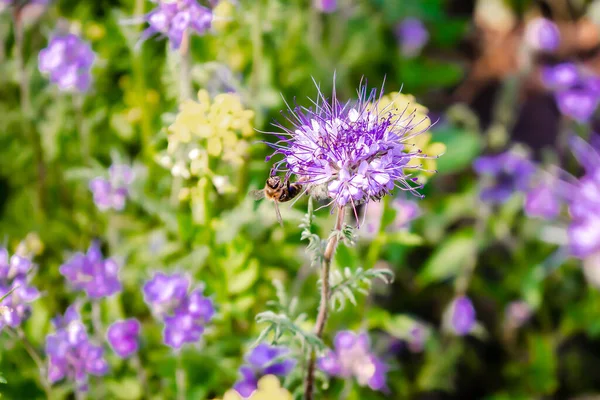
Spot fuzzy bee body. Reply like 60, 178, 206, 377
250, 176, 305, 225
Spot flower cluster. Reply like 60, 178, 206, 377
218, 375, 292, 400
107, 319, 141, 358
473, 150, 536, 204
0, 249, 39, 329
268, 82, 435, 212
143, 0, 213, 49
524, 17, 560, 52
563, 136, 600, 259
143, 272, 215, 349
59, 241, 121, 299
89, 163, 134, 211
395, 18, 429, 58
233, 344, 296, 398
38, 33, 95, 92
46, 306, 109, 390
541, 62, 600, 122
318, 331, 387, 391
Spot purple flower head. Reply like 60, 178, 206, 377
542, 63, 579, 89
142, 0, 213, 49
89, 163, 134, 211
563, 136, 600, 258
473, 150, 536, 204
556, 87, 599, 122
45, 308, 108, 390
0, 249, 39, 330
395, 18, 429, 58
313, 0, 336, 13
524, 17, 560, 52
107, 319, 141, 358
505, 301, 532, 329
233, 344, 296, 398
38, 33, 95, 92
318, 331, 388, 391
525, 183, 561, 219
143, 273, 215, 349
268, 80, 432, 217
449, 296, 476, 336
59, 241, 121, 299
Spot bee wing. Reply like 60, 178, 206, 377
273, 200, 284, 227
249, 189, 266, 200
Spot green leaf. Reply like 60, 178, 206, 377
227, 258, 259, 295
432, 127, 483, 174
417, 228, 476, 287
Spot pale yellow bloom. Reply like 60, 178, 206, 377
376, 92, 446, 181
214, 375, 292, 400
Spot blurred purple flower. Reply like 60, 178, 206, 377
395, 18, 429, 58
38, 33, 95, 92
46, 307, 108, 390
541, 63, 578, 89
0, 249, 39, 330
143, 273, 214, 349
555, 87, 599, 122
313, 0, 336, 13
318, 331, 388, 391
59, 241, 121, 299
107, 319, 141, 358
89, 163, 134, 212
564, 136, 600, 258
473, 151, 536, 204
406, 322, 427, 353
391, 198, 421, 229
142, 0, 213, 49
505, 301, 532, 329
268, 80, 431, 215
233, 344, 296, 397
524, 183, 560, 219
524, 17, 560, 52
449, 296, 476, 336
361, 198, 420, 240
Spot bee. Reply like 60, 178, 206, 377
250, 176, 305, 226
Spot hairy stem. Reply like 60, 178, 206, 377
14, 15, 46, 214
12, 327, 52, 398
304, 206, 345, 400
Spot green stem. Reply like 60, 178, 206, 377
304, 206, 345, 400
11, 328, 52, 398
176, 354, 186, 400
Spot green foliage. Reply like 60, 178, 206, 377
327, 267, 394, 311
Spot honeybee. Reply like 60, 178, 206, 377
250, 176, 305, 226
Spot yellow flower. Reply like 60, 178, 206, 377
166, 89, 255, 177
376, 92, 446, 182
214, 376, 292, 400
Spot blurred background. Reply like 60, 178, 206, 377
2, 0, 600, 399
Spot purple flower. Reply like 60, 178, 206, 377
390, 198, 420, 229
505, 301, 532, 329
59, 241, 121, 299
563, 136, 600, 258
107, 319, 141, 358
555, 87, 599, 122
46, 307, 108, 390
524, 17, 560, 52
233, 344, 296, 398
89, 163, 134, 211
395, 18, 429, 58
0, 249, 39, 330
473, 151, 536, 204
143, 273, 215, 349
318, 331, 388, 391
38, 33, 95, 92
449, 296, 476, 336
268, 80, 431, 214
142, 0, 213, 49
361, 198, 420, 240
313, 0, 336, 13
542, 63, 579, 89
525, 183, 560, 219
